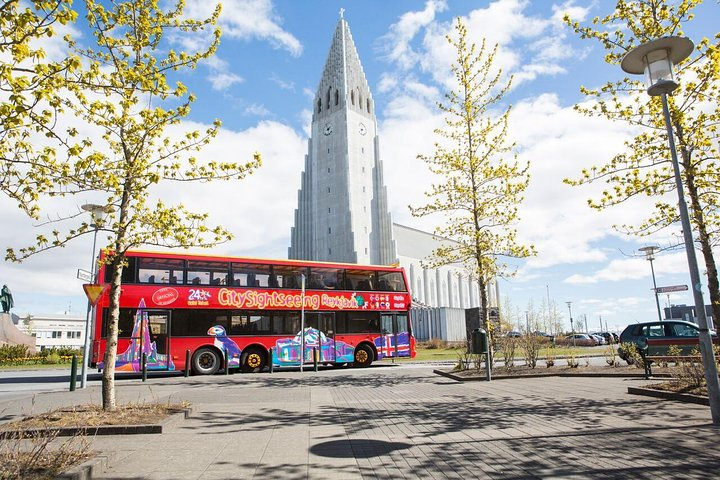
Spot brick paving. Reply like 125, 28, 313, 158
2, 364, 720, 479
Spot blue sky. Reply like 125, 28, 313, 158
1, 0, 718, 334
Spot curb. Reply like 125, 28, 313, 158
0, 407, 192, 440
55, 453, 112, 480
627, 386, 709, 406
434, 369, 671, 381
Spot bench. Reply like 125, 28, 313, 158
640, 337, 719, 378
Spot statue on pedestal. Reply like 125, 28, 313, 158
1, 285, 14, 313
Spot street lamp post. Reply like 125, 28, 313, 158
639, 246, 663, 322
80, 203, 110, 389
566, 301, 575, 347
622, 36, 720, 424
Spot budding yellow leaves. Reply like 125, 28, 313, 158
411, 18, 534, 300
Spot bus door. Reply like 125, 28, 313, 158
306, 312, 335, 363
380, 313, 411, 358
145, 310, 171, 370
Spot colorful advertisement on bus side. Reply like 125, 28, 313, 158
111, 286, 410, 311
98, 298, 413, 372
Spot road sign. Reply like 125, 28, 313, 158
655, 285, 688, 293
77, 269, 92, 282
83, 284, 108, 306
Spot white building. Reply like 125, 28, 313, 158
289, 13, 494, 321
15, 314, 86, 351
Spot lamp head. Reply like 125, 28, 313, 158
620, 37, 694, 96
639, 245, 660, 260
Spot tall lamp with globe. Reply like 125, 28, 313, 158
621, 36, 720, 423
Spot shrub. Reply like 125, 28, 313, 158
520, 334, 542, 369
420, 339, 447, 350
567, 351, 579, 368
670, 347, 706, 388
0, 426, 91, 478
604, 344, 618, 366
0, 344, 29, 363
545, 346, 556, 368
496, 336, 517, 372
43, 352, 62, 364
619, 342, 643, 368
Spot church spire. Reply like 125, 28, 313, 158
313, 13, 372, 122
290, 14, 396, 265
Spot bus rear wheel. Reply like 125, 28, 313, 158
353, 344, 373, 368
192, 347, 221, 375
241, 348, 266, 373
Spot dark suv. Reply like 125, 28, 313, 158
618, 320, 706, 362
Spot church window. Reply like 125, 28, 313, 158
351, 90, 355, 105
362, 186, 365, 193
359, 92, 363, 107
326, 87, 331, 107
328, 148, 330, 154
362, 166, 365, 173
335, 89, 339, 105
367, 99, 371, 113
327, 167, 330, 173
328, 227, 331, 234
365, 248, 368, 254
317, 98, 321, 112
361, 148, 364, 154
328, 208, 331, 213
327, 187, 331, 193
329, 248, 332, 255
363, 206, 366, 212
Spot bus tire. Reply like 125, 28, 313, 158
353, 344, 373, 368
241, 347, 266, 373
192, 347, 221, 375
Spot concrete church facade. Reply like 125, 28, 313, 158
289, 14, 496, 338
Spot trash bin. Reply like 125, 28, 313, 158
471, 328, 488, 354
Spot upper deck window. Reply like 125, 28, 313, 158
307, 267, 342, 290
231, 263, 271, 288
187, 260, 229, 286
377, 271, 407, 292
138, 257, 185, 284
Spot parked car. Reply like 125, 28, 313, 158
592, 331, 618, 344
617, 320, 715, 363
558, 333, 596, 347
505, 331, 522, 338
532, 331, 555, 343
589, 333, 606, 346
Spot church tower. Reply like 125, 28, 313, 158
289, 12, 396, 265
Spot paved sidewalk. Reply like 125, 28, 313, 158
2, 364, 720, 479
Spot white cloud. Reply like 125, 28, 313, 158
243, 103, 271, 117
270, 74, 295, 91
379, 0, 448, 70
208, 70, 243, 90
184, 0, 302, 57
564, 252, 690, 284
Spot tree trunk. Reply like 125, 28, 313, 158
101, 255, 123, 410
676, 123, 720, 325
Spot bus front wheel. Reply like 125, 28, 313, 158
241, 348, 266, 373
353, 344, 373, 368
192, 347, 221, 375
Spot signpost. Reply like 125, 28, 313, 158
83, 284, 108, 306
655, 285, 688, 294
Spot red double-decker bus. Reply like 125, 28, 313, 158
90, 250, 415, 374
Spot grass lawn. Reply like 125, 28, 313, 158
388, 344, 612, 362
